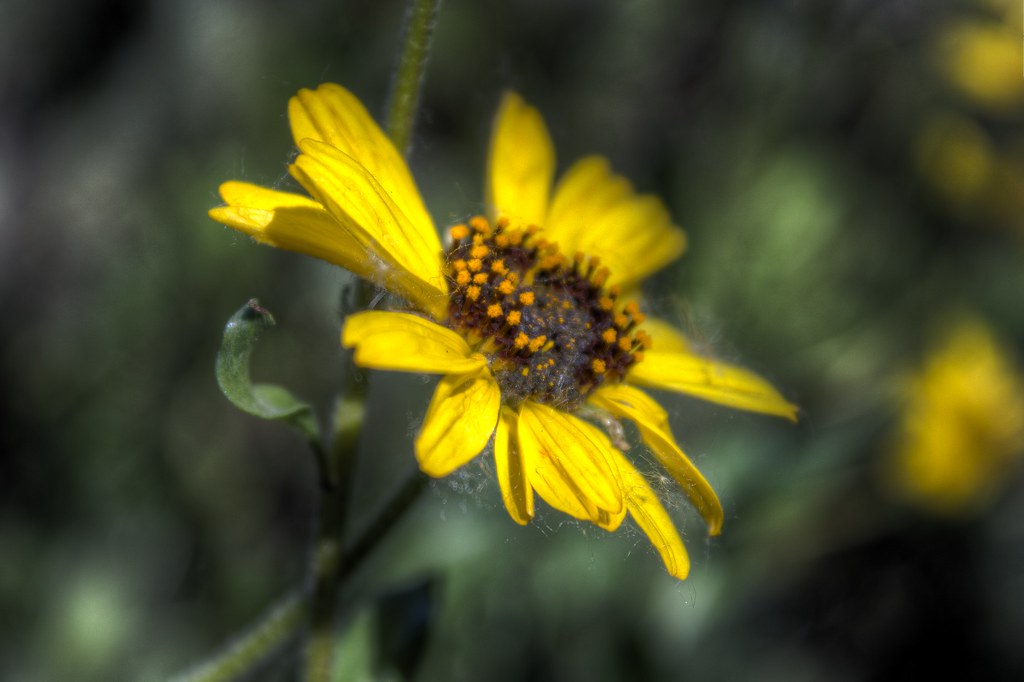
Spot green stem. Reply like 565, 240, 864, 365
167, 590, 307, 682
303, 490, 346, 682
385, 0, 442, 154
302, 1, 441, 677
167, 470, 427, 682
341, 471, 430, 580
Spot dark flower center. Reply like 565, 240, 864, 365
443, 216, 649, 410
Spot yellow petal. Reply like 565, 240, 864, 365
219, 181, 326, 211
638, 315, 691, 354
517, 401, 624, 521
291, 141, 447, 318
608, 447, 690, 580
547, 156, 686, 287
210, 182, 446, 317
486, 92, 555, 228
288, 83, 437, 244
341, 311, 485, 374
415, 368, 501, 477
628, 351, 798, 421
590, 384, 723, 535
494, 407, 534, 525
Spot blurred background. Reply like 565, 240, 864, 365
3, 0, 1024, 679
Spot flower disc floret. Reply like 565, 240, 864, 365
444, 217, 648, 410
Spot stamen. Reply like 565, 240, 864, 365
469, 215, 490, 233
442, 219, 647, 410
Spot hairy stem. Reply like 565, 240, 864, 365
167, 469, 427, 682
167, 590, 307, 682
385, 0, 443, 155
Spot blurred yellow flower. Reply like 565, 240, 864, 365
915, 112, 994, 206
937, 19, 1024, 113
210, 83, 797, 579
887, 319, 1024, 516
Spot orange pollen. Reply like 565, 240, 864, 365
539, 255, 563, 270
633, 351, 645, 363
442, 223, 648, 410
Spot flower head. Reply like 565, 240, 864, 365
886, 318, 1024, 516
210, 83, 797, 579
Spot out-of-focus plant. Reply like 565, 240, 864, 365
916, 0, 1024, 234
884, 316, 1024, 516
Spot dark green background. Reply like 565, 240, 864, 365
2, 0, 1023, 679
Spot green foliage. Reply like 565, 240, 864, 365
215, 299, 321, 447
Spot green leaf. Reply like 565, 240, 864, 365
216, 299, 320, 444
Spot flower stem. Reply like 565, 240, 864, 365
167, 590, 307, 682
385, 0, 442, 155
302, 393, 365, 681
167, 469, 427, 682
303, 1, 441, 677
341, 470, 430, 581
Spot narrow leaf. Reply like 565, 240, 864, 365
215, 299, 320, 443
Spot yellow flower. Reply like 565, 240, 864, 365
936, 10, 1024, 113
210, 84, 797, 579
886, 319, 1024, 516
